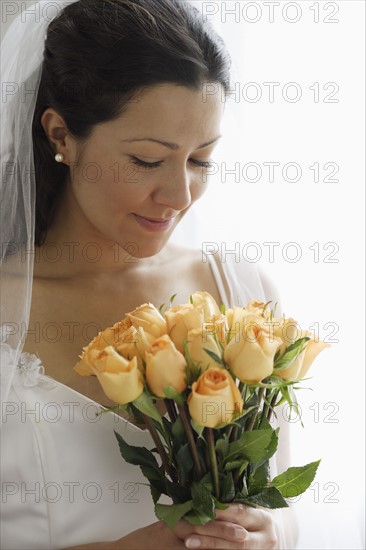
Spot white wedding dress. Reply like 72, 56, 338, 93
0, 254, 296, 549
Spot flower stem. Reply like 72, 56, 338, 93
228, 424, 239, 443
245, 387, 265, 431
266, 390, 280, 423
140, 412, 177, 483
164, 398, 178, 424
227, 381, 247, 442
258, 389, 273, 428
206, 428, 220, 500
177, 403, 202, 480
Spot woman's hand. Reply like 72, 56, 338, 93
173, 504, 278, 549
63, 505, 278, 550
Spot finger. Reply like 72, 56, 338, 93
173, 518, 247, 545
184, 528, 277, 550
184, 532, 248, 549
238, 529, 278, 550
215, 504, 271, 531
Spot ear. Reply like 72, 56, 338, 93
40, 108, 77, 165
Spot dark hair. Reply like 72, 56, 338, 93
32, 0, 232, 245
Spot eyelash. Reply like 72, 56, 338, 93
130, 157, 213, 170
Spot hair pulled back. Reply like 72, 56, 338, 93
32, 0, 232, 245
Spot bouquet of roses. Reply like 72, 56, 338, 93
74, 292, 329, 527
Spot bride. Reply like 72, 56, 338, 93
1, 1, 297, 548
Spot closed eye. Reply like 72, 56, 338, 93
130, 157, 214, 170
190, 158, 214, 169
130, 157, 162, 169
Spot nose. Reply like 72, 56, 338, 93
152, 165, 192, 212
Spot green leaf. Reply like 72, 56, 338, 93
183, 341, 202, 386
139, 465, 167, 503
272, 460, 321, 497
249, 461, 270, 495
218, 406, 258, 431
238, 459, 250, 477
254, 420, 279, 464
128, 403, 145, 425
220, 303, 226, 315
195, 437, 209, 476
165, 480, 191, 502
202, 348, 225, 367
155, 500, 193, 528
172, 415, 186, 443
246, 391, 259, 409
163, 386, 184, 405
215, 436, 229, 463
219, 472, 235, 502
177, 443, 194, 486
169, 293, 177, 306
224, 460, 244, 472
264, 428, 279, 461
139, 464, 165, 484
258, 414, 272, 431
133, 392, 163, 425
226, 429, 273, 463
274, 337, 310, 371
114, 431, 159, 469
246, 486, 289, 509
150, 483, 162, 505
184, 483, 216, 525
213, 497, 230, 510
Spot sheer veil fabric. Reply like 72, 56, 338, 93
0, 2, 296, 548
0, 0, 79, 417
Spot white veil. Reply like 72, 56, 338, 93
0, 1, 78, 417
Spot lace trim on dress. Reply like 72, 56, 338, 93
16, 352, 46, 387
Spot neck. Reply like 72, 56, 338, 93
33, 190, 164, 279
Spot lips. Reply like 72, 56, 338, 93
141, 216, 173, 223
132, 213, 176, 232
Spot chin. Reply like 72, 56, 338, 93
122, 236, 170, 260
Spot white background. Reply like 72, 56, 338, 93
181, 2, 365, 548
1, 1, 365, 548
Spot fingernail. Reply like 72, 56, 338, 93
237, 503, 244, 511
185, 537, 201, 548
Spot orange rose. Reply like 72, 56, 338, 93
245, 301, 269, 317
76, 318, 133, 371
145, 335, 187, 397
275, 327, 330, 381
117, 326, 155, 369
126, 303, 167, 338
188, 367, 243, 428
224, 312, 282, 384
74, 346, 144, 404
165, 304, 204, 353
190, 291, 221, 321
186, 327, 223, 371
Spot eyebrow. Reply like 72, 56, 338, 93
120, 136, 222, 150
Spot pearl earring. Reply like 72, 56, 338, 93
55, 153, 64, 163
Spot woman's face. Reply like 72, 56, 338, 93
63, 83, 225, 258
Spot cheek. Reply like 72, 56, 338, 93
72, 161, 151, 211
